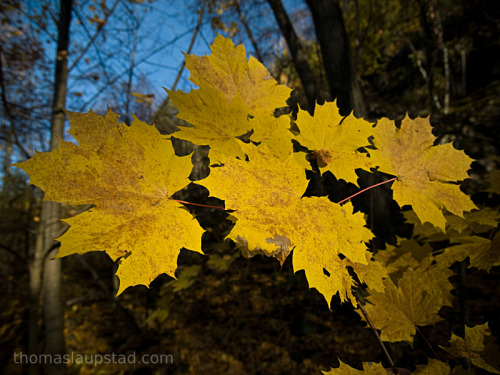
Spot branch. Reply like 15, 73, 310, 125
68, 0, 121, 73
75, 254, 146, 340
171, 0, 206, 92
0, 243, 27, 264
169, 176, 397, 211
152, 0, 207, 126
78, 28, 195, 111
356, 295, 398, 373
415, 326, 441, 361
234, 0, 265, 63
71, 8, 121, 106
0, 46, 32, 159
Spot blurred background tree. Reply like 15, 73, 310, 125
1, 0, 499, 374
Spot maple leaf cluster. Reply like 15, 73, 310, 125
14, 35, 500, 374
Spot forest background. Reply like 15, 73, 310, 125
1, 0, 499, 374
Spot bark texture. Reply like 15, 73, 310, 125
306, 0, 365, 116
43, 0, 73, 373
267, 0, 318, 113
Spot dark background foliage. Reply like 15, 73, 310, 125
1, 0, 499, 373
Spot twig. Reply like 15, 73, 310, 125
415, 326, 441, 361
75, 255, 146, 340
234, 0, 264, 62
0, 46, 32, 159
171, 174, 398, 211
153, 0, 207, 121
356, 296, 398, 374
171, 199, 226, 210
488, 228, 496, 240
337, 177, 397, 205
78, 28, 194, 111
68, 0, 121, 72
0, 243, 27, 264
171, 0, 206, 92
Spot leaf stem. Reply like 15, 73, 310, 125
337, 177, 397, 205
356, 296, 398, 373
171, 176, 398, 210
415, 326, 441, 361
171, 199, 226, 210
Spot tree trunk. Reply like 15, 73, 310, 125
306, 0, 365, 117
267, 0, 318, 113
43, 0, 73, 374
417, 0, 439, 112
234, 0, 264, 63
28, 228, 44, 375
426, 0, 450, 114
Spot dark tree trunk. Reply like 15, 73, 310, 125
267, 0, 318, 113
234, 0, 264, 63
306, 0, 365, 117
417, 0, 438, 112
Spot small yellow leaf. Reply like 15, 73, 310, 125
438, 233, 500, 271
413, 359, 450, 374
441, 323, 500, 374
322, 359, 387, 374
168, 35, 292, 160
168, 265, 201, 292
445, 207, 500, 235
295, 101, 373, 185
362, 266, 452, 343
485, 170, 500, 194
374, 238, 435, 278
370, 116, 477, 230
184, 34, 291, 116
167, 83, 250, 160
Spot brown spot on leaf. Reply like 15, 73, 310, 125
235, 234, 292, 266
312, 149, 332, 167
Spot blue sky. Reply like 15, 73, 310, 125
6, 0, 300, 154
13, 0, 308, 151
58, 0, 293, 115
61, 0, 308, 116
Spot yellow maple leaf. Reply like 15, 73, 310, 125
183, 34, 291, 116
485, 170, 500, 194
250, 114, 294, 160
405, 207, 499, 241
167, 83, 251, 160
445, 207, 500, 235
403, 206, 500, 271
13, 110, 205, 295
403, 210, 447, 241
362, 266, 452, 343
294, 101, 373, 185
413, 359, 451, 374
200, 143, 373, 306
168, 35, 292, 160
374, 238, 434, 282
346, 252, 388, 293
438, 233, 500, 271
441, 323, 500, 374
322, 360, 387, 374
370, 116, 477, 230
